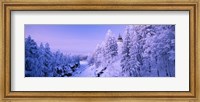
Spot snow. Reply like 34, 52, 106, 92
72, 59, 122, 77
73, 61, 96, 77
101, 60, 122, 77
25, 25, 175, 77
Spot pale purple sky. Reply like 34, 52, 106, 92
25, 25, 126, 55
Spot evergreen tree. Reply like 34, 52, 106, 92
121, 27, 131, 76
36, 43, 45, 77
128, 25, 142, 77
93, 44, 104, 68
42, 43, 53, 76
104, 29, 118, 64
142, 25, 175, 77
25, 36, 40, 77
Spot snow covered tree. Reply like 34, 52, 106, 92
93, 44, 105, 68
121, 27, 131, 76
25, 36, 40, 77
87, 54, 95, 66
120, 25, 175, 77
141, 25, 158, 76
51, 51, 74, 77
128, 25, 143, 77
40, 43, 53, 77
152, 25, 175, 77
142, 25, 175, 77
103, 29, 118, 64
34, 43, 46, 77
25, 35, 82, 77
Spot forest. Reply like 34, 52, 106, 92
25, 25, 175, 77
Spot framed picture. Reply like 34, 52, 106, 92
0, 0, 199, 101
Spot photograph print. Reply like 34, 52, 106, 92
25, 25, 175, 77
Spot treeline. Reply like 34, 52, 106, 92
87, 30, 119, 76
121, 25, 175, 77
89, 25, 175, 77
89, 30, 118, 66
25, 36, 80, 77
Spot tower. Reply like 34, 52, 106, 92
117, 34, 123, 43
117, 34, 123, 54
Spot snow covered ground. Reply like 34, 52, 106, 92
72, 59, 122, 77
72, 61, 96, 77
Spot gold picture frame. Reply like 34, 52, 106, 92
0, 0, 199, 101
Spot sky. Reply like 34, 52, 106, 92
25, 25, 126, 55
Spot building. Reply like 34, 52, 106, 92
117, 34, 123, 43
117, 34, 123, 54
